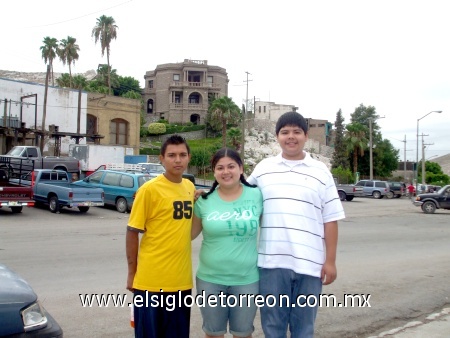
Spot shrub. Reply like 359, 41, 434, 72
148, 123, 166, 135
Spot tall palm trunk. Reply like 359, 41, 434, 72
353, 149, 358, 174
222, 118, 227, 147
107, 48, 111, 95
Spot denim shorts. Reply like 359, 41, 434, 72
196, 277, 258, 337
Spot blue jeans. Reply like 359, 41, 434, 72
196, 277, 259, 337
259, 268, 322, 338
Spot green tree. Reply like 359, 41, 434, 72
72, 74, 88, 89
372, 139, 399, 177
115, 76, 141, 97
57, 36, 80, 88
331, 109, 349, 170
92, 15, 118, 95
96, 64, 119, 89
345, 122, 368, 174
40, 36, 59, 86
208, 96, 241, 147
55, 73, 71, 87
227, 127, 242, 150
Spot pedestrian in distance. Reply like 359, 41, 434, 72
407, 183, 415, 200
192, 147, 263, 338
247, 111, 345, 338
126, 135, 195, 338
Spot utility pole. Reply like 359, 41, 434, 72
41, 64, 50, 152
401, 135, 407, 180
419, 133, 429, 185
241, 72, 252, 163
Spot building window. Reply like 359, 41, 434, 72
174, 94, 181, 103
86, 114, 97, 142
188, 93, 200, 104
173, 74, 180, 81
264, 106, 266, 113
110, 118, 128, 145
207, 76, 213, 83
148, 80, 153, 88
147, 99, 154, 114
318, 123, 325, 127
259, 106, 261, 113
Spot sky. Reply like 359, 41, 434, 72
2, 0, 449, 162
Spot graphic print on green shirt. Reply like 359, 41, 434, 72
194, 185, 263, 285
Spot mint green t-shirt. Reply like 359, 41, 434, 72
194, 185, 263, 285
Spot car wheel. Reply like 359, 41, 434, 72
422, 201, 436, 214
372, 191, 382, 199
116, 197, 128, 213
49, 196, 59, 213
11, 206, 23, 213
386, 191, 394, 199
338, 191, 346, 201
345, 195, 354, 201
78, 206, 90, 213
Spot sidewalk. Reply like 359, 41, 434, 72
368, 307, 450, 338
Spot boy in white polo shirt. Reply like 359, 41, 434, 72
247, 111, 345, 338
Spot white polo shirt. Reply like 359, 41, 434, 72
247, 152, 345, 278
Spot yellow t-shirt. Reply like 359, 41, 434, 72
128, 174, 195, 292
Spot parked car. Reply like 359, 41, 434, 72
138, 162, 196, 185
413, 185, 450, 213
32, 169, 104, 213
333, 178, 363, 201
72, 169, 154, 213
355, 180, 390, 199
0, 264, 63, 337
386, 181, 404, 199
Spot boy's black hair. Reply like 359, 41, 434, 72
160, 135, 190, 156
202, 148, 256, 199
275, 111, 308, 135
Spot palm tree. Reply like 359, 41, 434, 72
56, 73, 71, 87
345, 122, 368, 174
92, 15, 118, 95
227, 127, 242, 150
208, 96, 241, 147
40, 36, 59, 86
58, 36, 80, 88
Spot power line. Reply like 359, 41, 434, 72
27, 0, 133, 28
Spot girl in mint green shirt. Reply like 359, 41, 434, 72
192, 148, 263, 338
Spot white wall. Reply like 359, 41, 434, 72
0, 78, 87, 154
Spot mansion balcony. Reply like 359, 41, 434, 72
169, 81, 221, 90
169, 103, 209, 110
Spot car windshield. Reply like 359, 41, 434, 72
436, 186, 448, 194
138, 175, 154, 187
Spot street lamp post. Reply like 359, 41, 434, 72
416, 110, 442, 193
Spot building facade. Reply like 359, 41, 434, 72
143, 59, 228, 124
253, 100, 332, 147
0, 78, 141, 155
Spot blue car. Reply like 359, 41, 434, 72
0, 264, 63, 337
72, 169, 153, 213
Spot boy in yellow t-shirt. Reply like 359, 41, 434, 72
126, 135, 195, 338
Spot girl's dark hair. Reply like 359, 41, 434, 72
202, 148, 256, 199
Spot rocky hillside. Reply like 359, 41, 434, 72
0, 69, 97, 85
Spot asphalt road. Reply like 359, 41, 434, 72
1, 197, 449, 337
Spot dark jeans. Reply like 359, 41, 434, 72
133, 289, 191, 338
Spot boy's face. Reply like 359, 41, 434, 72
159, 144, 191, 182
277, 125, 308, 160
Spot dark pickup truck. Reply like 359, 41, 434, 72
386, 181, 405, 199
413, 185, 450, 213
0, 156, 35, 213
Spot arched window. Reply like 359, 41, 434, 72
147, 99, 154, 114
190, 114, 200, 125
86, 114, 97, 143
110, 118, 128, 145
